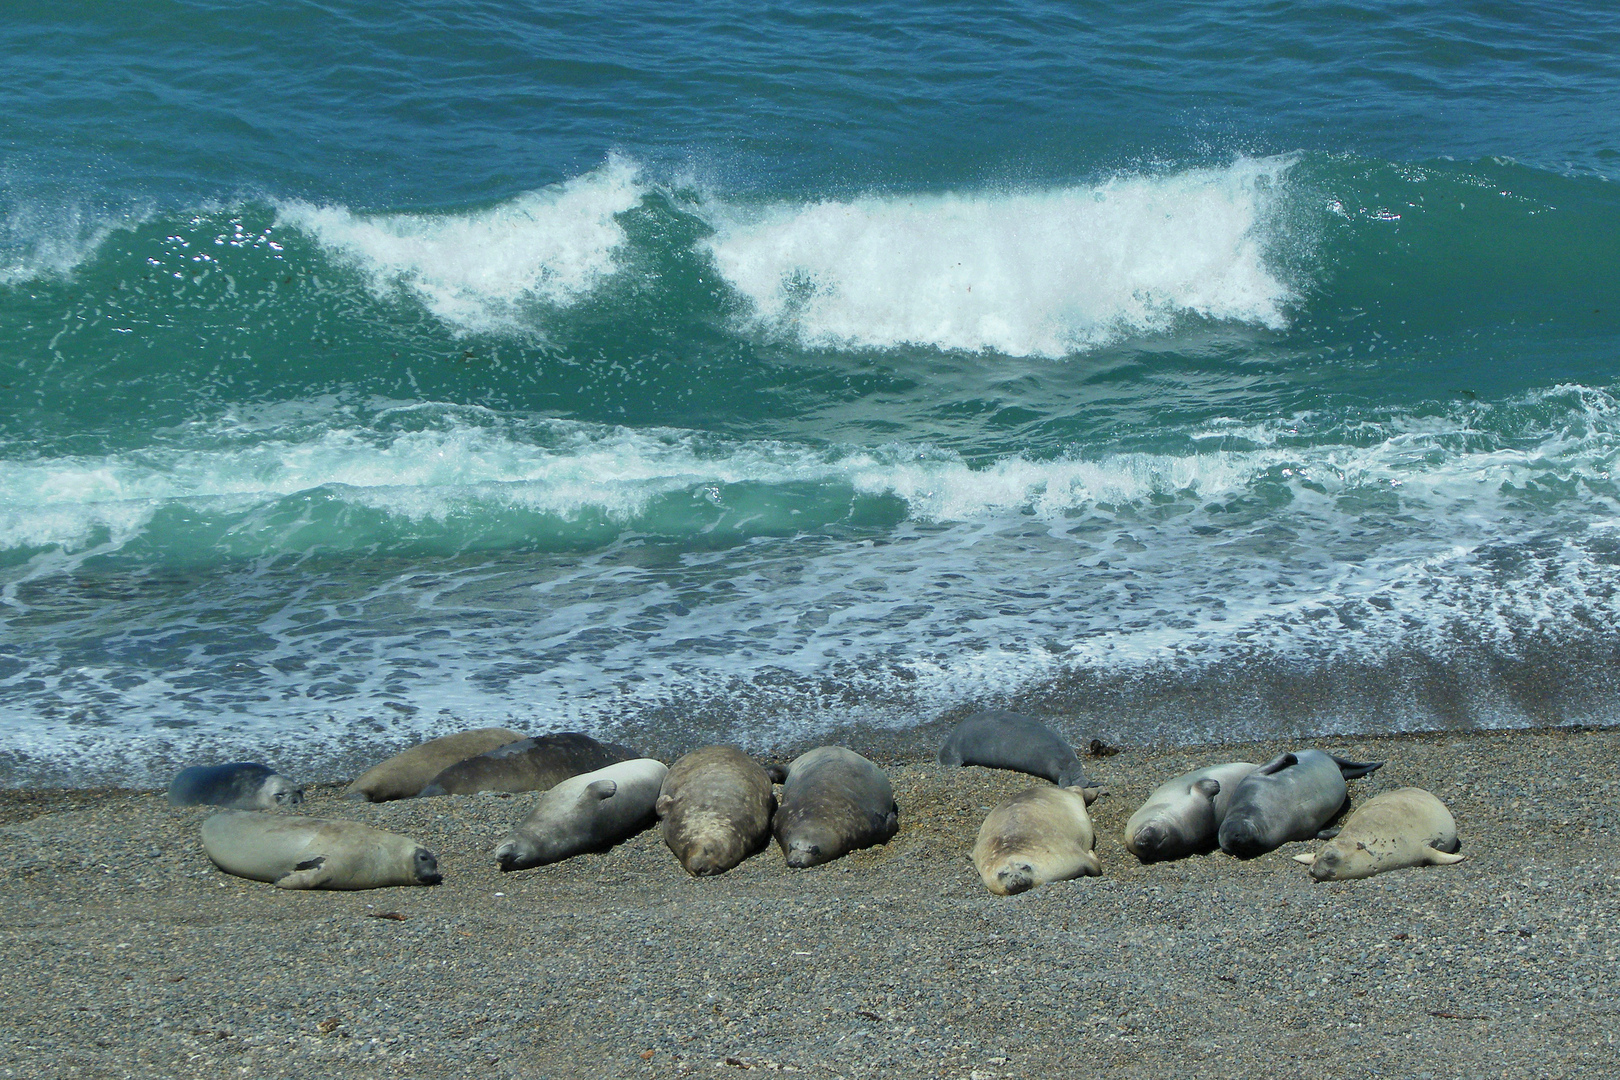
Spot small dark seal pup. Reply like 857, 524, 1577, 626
937, 710, 1096, 790
415, 732, 639, 797
168, 762, 303, 810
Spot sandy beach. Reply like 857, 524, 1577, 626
1, 726, 1616, 1079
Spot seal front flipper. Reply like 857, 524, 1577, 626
274, 856, 330, 890
1329, 755, 1384, 780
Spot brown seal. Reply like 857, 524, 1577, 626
416, 732, 639, 797
656, 746, 776, 876
345, 728, 526, 802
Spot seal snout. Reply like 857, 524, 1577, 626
996, 862, 1035, 895
1131, 824, 1167, 861
414, 848, 442, 885
1220, 821, 1266, 860
784, 841, 821, 869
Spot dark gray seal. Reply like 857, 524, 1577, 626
1217, 750, 1384, 859
168, 762, 303, 810
416, 732, 639, 798
936, 711, 1096, 790
773, 746, 898, 868
657, 746, 778, 877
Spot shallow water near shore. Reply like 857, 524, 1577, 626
4, 4, 1620, 785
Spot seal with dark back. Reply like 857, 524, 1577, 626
937, 710, 1096, 790
415, 732, 640, 797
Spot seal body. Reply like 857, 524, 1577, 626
1294, 787, 1463, 880
416, 732, 639, 798
773, 746, 898, 868
657, 746, 777, 876
937, 711, 1095, 790
973, 785, 1100, 895
1218, 750, 1384, 859
200, 810, 440, 889
1124, 762, 1259, 863
346, 728, 526, 802
494, 758, 668, 871
168, 763, 303, 810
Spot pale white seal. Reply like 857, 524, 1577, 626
973, 785, 1100, 895
1294, 787, 1464, 880
200, 810, 440, 889
494, 758, 669, 871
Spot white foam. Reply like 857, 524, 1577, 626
0, 200, 152, 284
698, 157, 1298, 357
3, 386, 1618, 558
274, 157, 646, 333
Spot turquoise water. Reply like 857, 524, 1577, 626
3, 3, 1619, 783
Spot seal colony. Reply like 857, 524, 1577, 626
174, 715, 1461, 894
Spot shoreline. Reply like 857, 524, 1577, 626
2, 726, 1616, 1078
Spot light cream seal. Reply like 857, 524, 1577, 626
201, 810, 441, 889
1293, 787, 1463, 880
973, 784, 1100, 895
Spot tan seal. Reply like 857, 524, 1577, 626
656, 746, 777, 876
200, 810, 441, 889
1294, 787, 1463, 880
973, 785, 1100, 895
345, 728, 526, 802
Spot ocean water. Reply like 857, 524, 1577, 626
3, 2, 1618, 785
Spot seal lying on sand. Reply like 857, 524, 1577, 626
657, 746, 777, 877
416, 732, 639, 798
1294, 787, 1463, 880
168, 763, 304, 810
973, 785, 1100, 895
494, 758, 668, 871
773, 746, 898, 868
1218, 750, 1384, 859
1124, 762, 1259, 863
346, 728, 526, 802
201, 810, 440, 889
937, 711, 1096, 792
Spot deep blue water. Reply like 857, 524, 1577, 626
3, 2, 1618, 784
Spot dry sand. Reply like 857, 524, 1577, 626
1, 727, 1616, 1079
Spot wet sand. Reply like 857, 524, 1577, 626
1, 726, 1616, 1079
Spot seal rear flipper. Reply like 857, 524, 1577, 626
274, 856, 330, 890
1329, 755, 1385, 780
1255, 753, 1298, 776
1316, 827, 1341, 840
1423, 846, 1466, 866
